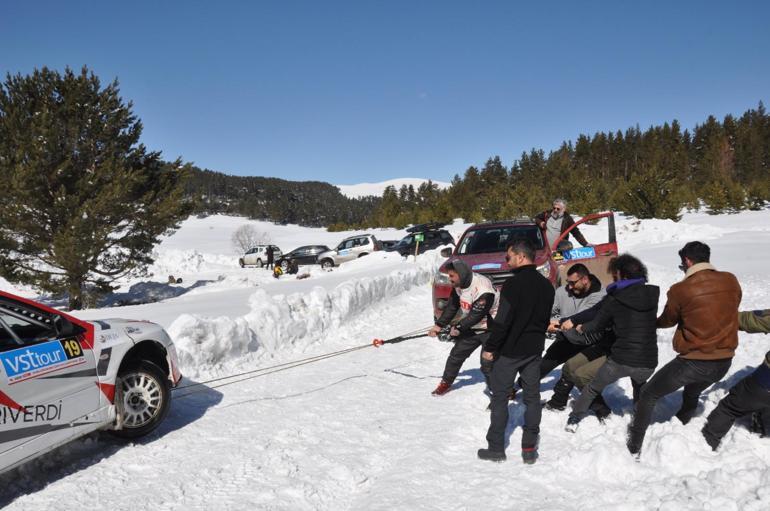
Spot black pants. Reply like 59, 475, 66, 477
570, 357, 653, 419
486, 354, 541, 451
539, 333, 586, 379
702, 373, 770, 449
629, 357, 732, 448
442, 333, 493, 385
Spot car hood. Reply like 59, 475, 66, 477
439, 250, 550, 273
90, 318, 170, 343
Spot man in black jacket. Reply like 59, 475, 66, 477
477, 238, 555, 464
564, 254, 659, 432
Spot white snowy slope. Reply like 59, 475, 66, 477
2, 209, 770, 511
336, 178, 451, 199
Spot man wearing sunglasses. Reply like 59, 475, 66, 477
539, 263, 607, 411
535, 198, 590, 249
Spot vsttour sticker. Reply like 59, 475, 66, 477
0, 339, 85, 384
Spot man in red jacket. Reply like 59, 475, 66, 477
627, 241, 742, 455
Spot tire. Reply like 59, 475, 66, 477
256, 258, 263, 268
238, 258, 245, 268
320, 259, 334, 269
110, 360, 171, 439
280, 260, 290, 271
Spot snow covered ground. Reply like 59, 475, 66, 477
2, 208, 770, 510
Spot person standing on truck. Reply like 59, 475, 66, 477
702, 309, 770, 450
428, 259, 499, 396
478, 238, 555, 464
535, 198, 590, 249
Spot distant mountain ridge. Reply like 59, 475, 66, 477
336, 178, 451, 198
185, 166, 380, 227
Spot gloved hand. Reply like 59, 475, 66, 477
438, 326, 454, 342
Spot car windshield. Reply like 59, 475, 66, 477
395, 235, 414, 247
457, 226, 544, 254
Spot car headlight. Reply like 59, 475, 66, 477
434, 271, 450, 285
537, 263, 551, 278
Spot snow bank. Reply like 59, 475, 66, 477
169, 250, 445, 378
148, 248, 236, 276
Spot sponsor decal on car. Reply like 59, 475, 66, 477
472, 263, 502, 270
0, 401, 62, 425
562, 246, 596, 261
0, 339, 85, 384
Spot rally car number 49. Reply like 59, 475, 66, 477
0, 290, 182, 475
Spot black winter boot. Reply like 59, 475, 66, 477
544, 376, 573, 411
589, 394, 612, 422
477, 448, 506, 462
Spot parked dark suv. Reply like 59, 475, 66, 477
432, 212, 618, 319
387, 223, 455, 256
275, 245, 330, 271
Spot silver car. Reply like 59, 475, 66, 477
0, 291, 182, 475
317, 234, 382, 269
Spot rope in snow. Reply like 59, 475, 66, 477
172, 324, 434, 399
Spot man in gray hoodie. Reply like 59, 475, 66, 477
538, 263, 606, 411
428, 259, 499, 396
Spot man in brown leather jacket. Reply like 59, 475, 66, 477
627, 241, 742, 455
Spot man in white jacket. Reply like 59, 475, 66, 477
428, 259, 499, 396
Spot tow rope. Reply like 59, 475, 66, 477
172, 324, 434, 399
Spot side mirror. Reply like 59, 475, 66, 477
440, 247, 453, 258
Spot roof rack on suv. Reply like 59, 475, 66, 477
473, 217, 536, 226
406, 222, 447, 233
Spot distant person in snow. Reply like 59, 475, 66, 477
627, 241, 742, 456
535, 198, 590, 249
266, 245, 275, 270
428, 258, 499, 396
564, 254, 659, 433
702, 309, 770, 450
478, 238, 554, 464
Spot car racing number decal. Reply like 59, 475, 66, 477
0, 338, 86, 384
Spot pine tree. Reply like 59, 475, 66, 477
0, 66, 190, 309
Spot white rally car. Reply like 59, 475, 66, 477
0, 290, 182, 475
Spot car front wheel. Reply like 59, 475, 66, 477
281, 260, 290, 271
255, 258, 263, 268
320, 259, 334, 269
111, 360, 171, 439
238, 258, 245, 268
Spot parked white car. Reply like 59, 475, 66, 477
317, 234, 382, 269
239, 245, 282, 268
0, 291, 182, 475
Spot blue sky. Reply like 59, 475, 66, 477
2, 1, 769, 184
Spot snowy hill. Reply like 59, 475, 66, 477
336, 177, 451, 198
3, 209, 770, 510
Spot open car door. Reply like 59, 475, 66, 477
552, 211, 618, 287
